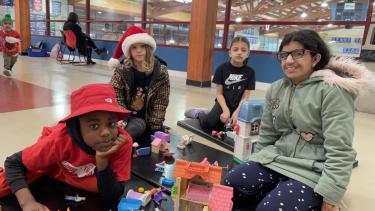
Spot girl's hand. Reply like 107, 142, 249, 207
322, 201, 339, 211
96, 134, 127, 158
220, 110, 230, 123
231, 111, 239, 126
21, 200, 49, 211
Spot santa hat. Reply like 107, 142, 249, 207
108, 26, 156, 69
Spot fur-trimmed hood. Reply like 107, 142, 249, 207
311, 57, 375, 95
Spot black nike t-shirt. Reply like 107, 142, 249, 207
212, 61, 256, 111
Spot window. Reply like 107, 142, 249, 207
146, 23, 189, 46
227, 24, 364, 57
90, 0, 142, 21
147, 0, 191, 21
230, 0, 368, 22
90, 23, 141, 41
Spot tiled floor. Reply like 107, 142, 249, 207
0, 55, 374, 210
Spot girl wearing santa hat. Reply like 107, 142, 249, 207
109, 26, 170, 146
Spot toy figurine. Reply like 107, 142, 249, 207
65, 194, 86, 202
177, 134, 194, 150
212, 130, 226, 139
132, 142, 139, 158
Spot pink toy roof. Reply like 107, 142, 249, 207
173, 160, 222, 184
208, 184, 233, 211
151, 138, 162, 146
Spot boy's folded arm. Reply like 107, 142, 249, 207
4, 151, 29, 193
95, 165, 125, 204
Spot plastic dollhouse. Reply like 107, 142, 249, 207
233, 100, 265, 163
171, 159, 233, 211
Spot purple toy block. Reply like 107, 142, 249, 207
154, 131, 170, 142
153, 191, 163, 205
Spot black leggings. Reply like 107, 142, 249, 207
224, 161, 323, 210
78, 35, 97, 60
198, 102, 234, 131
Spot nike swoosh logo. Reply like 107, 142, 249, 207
225, 78, 246, 85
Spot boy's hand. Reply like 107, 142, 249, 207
220, 110, 230, 123
96, 134, 127, 158
22, 201, 49, 211
15, 188, 49, 211
117, 120, 126, 129
321, 201, 339, 211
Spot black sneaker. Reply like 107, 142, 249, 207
94, 47, 107, 55
87, 59, 96, 65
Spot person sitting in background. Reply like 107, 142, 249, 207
0, 84, 132, 210
224, 29, 373, 211
63, 12, 106, 65
109, 26, 170, 147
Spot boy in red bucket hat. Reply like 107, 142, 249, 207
0, 84, 132, 209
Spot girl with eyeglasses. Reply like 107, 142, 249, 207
225, 29, 373, 211
184, 36, 256, 130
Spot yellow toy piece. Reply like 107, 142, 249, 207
138, 187, 145, 193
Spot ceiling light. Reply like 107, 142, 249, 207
168, 39, 175, 44
300, 12, 307, 18
97, 11, 102, 14
321, 2, 328, 7
235, 17, 242, 23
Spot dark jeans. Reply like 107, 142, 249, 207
224, 161, 323, 211
198, 102, 234, 131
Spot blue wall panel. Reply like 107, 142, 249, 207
32, 36, 283, 83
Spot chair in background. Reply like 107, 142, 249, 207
58, 30, 87, 65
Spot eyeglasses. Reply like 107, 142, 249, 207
277, 49, 314, 61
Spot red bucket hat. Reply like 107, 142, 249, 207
59, 84, 130, 123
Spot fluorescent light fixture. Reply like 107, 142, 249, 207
176, 0, 192, 3
235, 17, 242, 23
168, 39, 175, 44
329, 40, 336, 43
97, 11, 102, 14
300, 12, 307, 18
321, 2, 328, 7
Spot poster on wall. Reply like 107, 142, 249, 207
51, 1, 61, 16
0, 0, 14, 6
31, 0, 43, 12
29, 0, 46, 14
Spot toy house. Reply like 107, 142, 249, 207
151, 131, 171, 154
234, 100, 264, 163
172, 159, 233, 211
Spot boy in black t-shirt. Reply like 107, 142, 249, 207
185, 36, 256, 130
